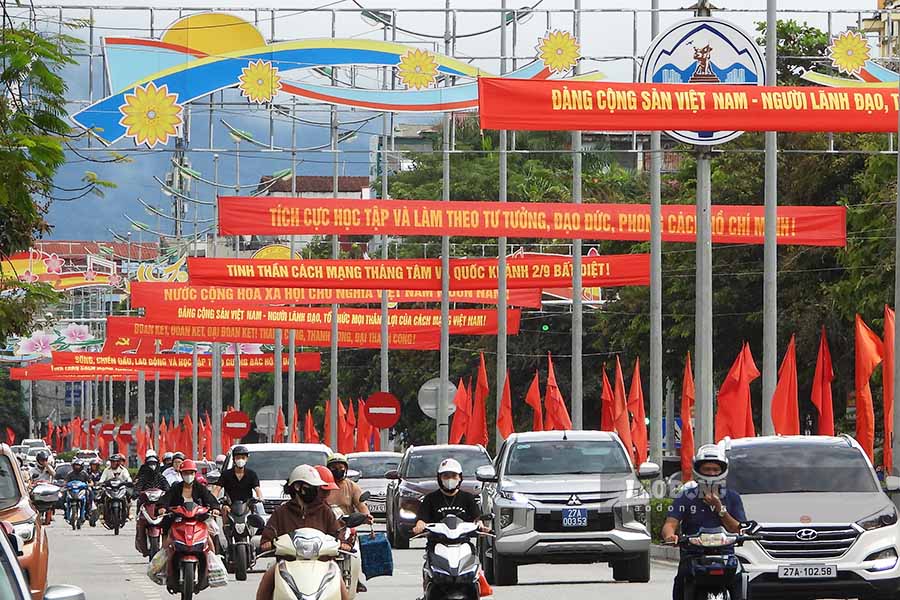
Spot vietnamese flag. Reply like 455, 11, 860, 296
544, 353, 572, 430
811, 327, 835, 436
856, 314, 884, 461
324, 402, 332, 448
183, 415, 194, 459
5, 426, 14, 446
613, 357, 635, 462
275, 407, 286, 443
356, 400, 372, 452
450, 378, 470, 444
600, 367, 615, 431
304, 411, 321, 444
290, 405, 299, 443
204, 413, 213, 459
715, 343, 760, 442
771, 335, 800, 436
343, 401, 357, 453
338, 400, 353, 453
523, 372, 543, 432
681, 353, 695, 482
627, 357, 648, 465
467, 354, 489, 447
885, 307, 896, 472
158, 420, 168, 457
497, 370, 514, 440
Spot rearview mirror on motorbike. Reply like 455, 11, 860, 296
342, 512, 369, 529
358, 491, 371, 503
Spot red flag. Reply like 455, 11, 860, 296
338, 400, 353, 453
290, 405, 300, 444
324, 402, 332, 448
811, 327, 835, 436
158, 420, 168, 457
372, 428, 381, 450
343, 401, 357, 453
600, 367, 615, 431
44, 420, 54, 447
304, 411, 321, 443
204, 413, 213, 459
771, 335, 800, 436
544, 353, 572, 430
885, 307, 895, 472
681, 353, 695, 483
856, 314, 884, 461
714, 343, 760, 442
613, 357, 635, 463
275, 407, 286, 443
497, 370, 514, 440
183, 414, 194, 459
523, 372, 543, 432
467, 354, 490, 446
356, 400, 372, 452
450, 378, 470, 444
627, 357, 648, 465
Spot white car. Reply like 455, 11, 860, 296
348, 451, 402, 519
221, 443, 332, 514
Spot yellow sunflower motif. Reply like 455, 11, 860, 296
238, 59, 282, 104
537, 30, 581, 74
828, 31, 870, 76
397, 49, 439, 90
118, 82, 183, 148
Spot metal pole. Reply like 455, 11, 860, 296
212, 342, 222, 457
380, 25, 392, 452
274, 330, 283, 442
288, 97, 297, 440
437, 0, 451, 445
892, 66, 900, 477
234, 343, 241, 411
497, 0, 509, 446
570, 0, 583, 429
761, 0, 778, 435
695, 152, 714, 445
137, 371, 145, 445
664, 378, 675, 454
192, 344, 199, 459
27, 381, 34, 438
649, 0, 663, 467
108, 376, 113, 420
124, 376, 130, 423
153, 340, 160, 449
174, 372, 180, 423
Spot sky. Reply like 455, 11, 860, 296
26, 0, 872, 240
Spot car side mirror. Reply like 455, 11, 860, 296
43, 585, 86, 600
637, 462, 661, 480
347, 469, 361, 483
384, 469, 400, 480
475, 465, 498, 483
886, 475, 900, 492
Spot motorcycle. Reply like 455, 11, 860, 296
138, 488, 167, 559
260, 513, 369, 600
101, 479, 132, 535
64, 480, 90, 530
329, 491, 371, 596
415, 515, 491, 600
166, 503, 213, 600
222, 498, 265, 581
666, 523, 760, 600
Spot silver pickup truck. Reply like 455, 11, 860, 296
476, 430, 659, 586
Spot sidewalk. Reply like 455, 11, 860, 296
650, 543, 679, 563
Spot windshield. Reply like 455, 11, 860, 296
405, 450, 491, 479
505, 440, 631, 476
233, 450, 328, 481
0, 456, 22, 511
349, 456, 401, 479
727, 444, 880, 494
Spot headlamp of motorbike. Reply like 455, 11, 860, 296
12, 518, 35, 544
147, 490, 163, 502
690, 532, 737, 548
233, 522, 246, 534
292, 536, 322, 560
857, 505, 899, 531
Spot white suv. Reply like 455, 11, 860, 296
724, 435, 900, 599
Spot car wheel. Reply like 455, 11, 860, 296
492, 551, 517, 586
627, 551, 650, 583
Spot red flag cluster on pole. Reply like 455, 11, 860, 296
771, 335, 799, 436
467, 354, 489, 447
628, 358, 648, 465
811, 327, 835, 436
884, 307, 895, 472
524, 372, 543, 432
544, 353, 572, 430
681, 353, 695, 483
715, 342, 759, 442
856, 314, 884, 462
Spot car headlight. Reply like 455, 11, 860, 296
497, 489, 529, 504
13, 518, 35, 543
399, 488, 422, 500
857, 505, 899, 531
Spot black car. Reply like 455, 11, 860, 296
385, 444, 491, 549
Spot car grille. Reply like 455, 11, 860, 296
263, 498, 286, 513
533, 511, 615, 533
756, 525, 859, 560
522, 491, 620, 506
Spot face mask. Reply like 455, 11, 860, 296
235, 459, 247, 468
182, 474, 196, 485
330, 467, 346, 482
295, 484, 318, 504
443, 477, 461, 491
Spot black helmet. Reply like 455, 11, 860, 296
36, 450, 49, 463
72, 460, 83, 470
111, 453, 125, 463
173, 452, 185, 461
232, 445, 250, 457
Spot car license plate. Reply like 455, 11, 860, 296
777, 565, 837, 579
562, 508, 588, 528
368, 501, 386, 514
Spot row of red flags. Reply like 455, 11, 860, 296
269, 401, 383, 453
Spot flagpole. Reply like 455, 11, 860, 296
761, 0, 778, 435
496, 0, 509, 448
893, 57, 900, 477
192, 342, 199, 459
570, 0, 584, 430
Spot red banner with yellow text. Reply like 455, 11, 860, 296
478, 79, 900, 133
187, 255, 648, 290
51, 351, 320, 372
219, 197, 845, 247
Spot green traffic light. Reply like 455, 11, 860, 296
541, 324, 550, 332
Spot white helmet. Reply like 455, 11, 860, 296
692, 444, 728, 488
286, 464, 327, 489
145, 449, 157, 459
437, 458, 463, 492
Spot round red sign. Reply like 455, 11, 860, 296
98, 423, 116, 441
116, 423, 133, 443
88, 418, 102, 434
222, 410, 252, 439
365, 392, 401, 430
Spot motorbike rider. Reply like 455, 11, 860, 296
661, 444, 748, 600
161, 452, 174, 471
134, 453, 171, 555
88, 458, 103, 484
256, 465, 349, 600
162, 452, 185, 486
210, 445, 264, 516
412, 459, 481, 534
157, 459, 220, 548
325, 453, 373, 524
99, 453, 133, 521
30, 450, 55, 483
66, 459, 90, 483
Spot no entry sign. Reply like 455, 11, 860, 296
116, 423, 133, 443
222, 410, 252, 439
99, 423, 116, 442
365, 392, 401, 430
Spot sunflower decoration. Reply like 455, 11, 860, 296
397, 48, 439, 90
118, 82, 183, 148
537, 30, 581, 74
828, 31, 870, 76
239, 59, 282, 104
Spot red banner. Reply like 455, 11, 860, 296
219, 197, 845, 247
131, 282, 543, 309
187, 254, 649, 290
51, 351, 320, 373
10, 365, 217, 381
141, 303, 521, 335
478, 79, 900, 133
105, 316, 449, 350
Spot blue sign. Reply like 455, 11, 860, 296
64, 383, 82, 408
